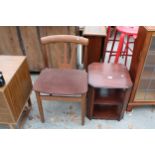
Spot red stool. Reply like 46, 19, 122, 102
104, 26, 139, 66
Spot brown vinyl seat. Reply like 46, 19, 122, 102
33, 35, 89, 125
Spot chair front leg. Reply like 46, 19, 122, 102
35, 91, 45, 123
81, 94, 86, 125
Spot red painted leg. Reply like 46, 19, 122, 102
114, 33, 125, 64
108, 27, 117, 63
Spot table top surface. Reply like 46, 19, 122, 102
0, 56, 26, 91
88, 63, 133, 89
83, 26, 107, 36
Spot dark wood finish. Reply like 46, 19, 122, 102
93, 105, 119, 120
0, 56, 32, 128
88, 63, 132, 120
94, 89, 124, 105
33, 35, 89, 125
119, 88, 132, 119
88, 63, 132, 89
128, 26, 155, 111
83, 26, 106, 65
33, 68, 87, 94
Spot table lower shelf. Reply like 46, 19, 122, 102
95, 88, 124, 105
92, 104, 120, 120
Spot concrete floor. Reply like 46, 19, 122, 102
22, 74, 155, 129
1, 32, 155, 129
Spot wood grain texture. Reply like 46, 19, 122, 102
0, 56, 26, 92
19, 26, 45, 71
0, 93, 13, 123
0, 26, 23, 55
5, 59, 32, 121
39, 26, 77, 68
41, 35, 88, 45
40, 35, 88, 69
0, 26, 77, 71
0, 56, 32, 125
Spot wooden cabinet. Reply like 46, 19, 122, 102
83, 26, 106, 65
128, 26, 155, 111
0, 56, 32, 128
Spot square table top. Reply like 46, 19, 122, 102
0, 55, 26, 91
88, 63, 133, 89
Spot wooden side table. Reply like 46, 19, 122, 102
88, 63, 133, 120
83, 26, 106, 65
0, 56, 32, 128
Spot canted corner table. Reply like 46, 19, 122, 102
0, 56, 32, 128
88, 63, 133, 120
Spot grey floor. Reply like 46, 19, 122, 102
1, 32, 155, 129
23, 75, 155, 129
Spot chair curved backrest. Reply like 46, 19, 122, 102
40, 35, 89, 69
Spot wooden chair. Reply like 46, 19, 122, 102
33, 35, 89, 125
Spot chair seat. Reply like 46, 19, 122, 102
33, 68, 88, 95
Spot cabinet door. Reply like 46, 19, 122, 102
135, 36, 155, 101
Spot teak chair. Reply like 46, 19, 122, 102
33, 35, 89, 125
